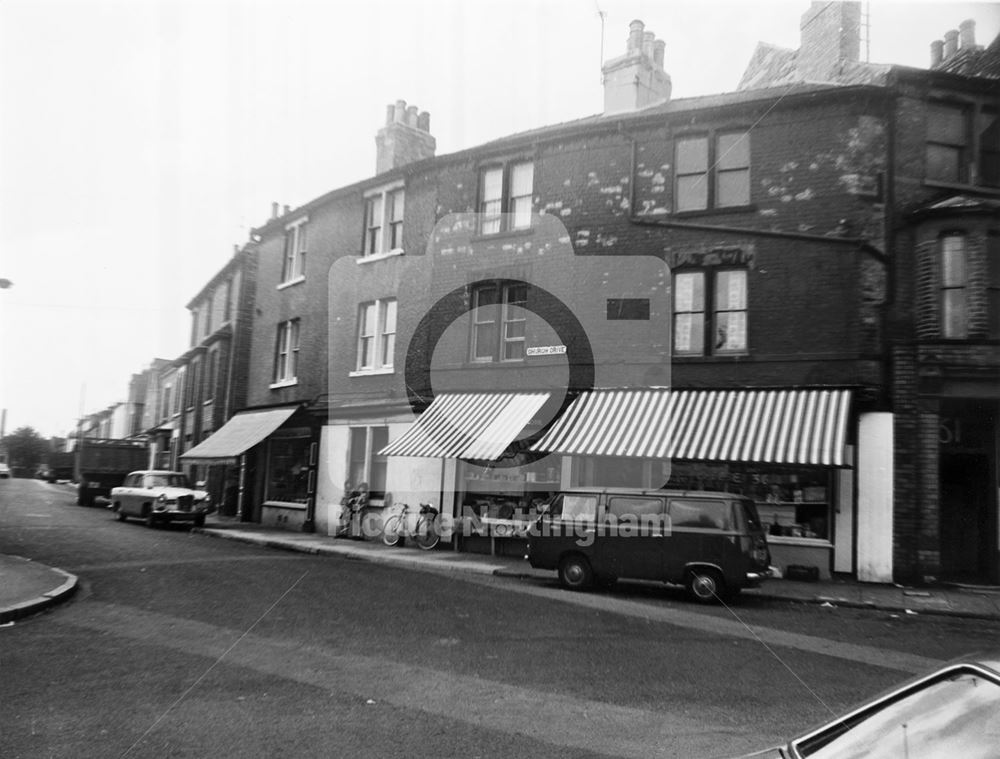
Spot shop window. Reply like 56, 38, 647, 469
478, 160, 534, 235
273, 319, 300, 385
363, 184, 404, 257
470, 282, 527, 362
265, 434, 311, 505
675, 130, 750, 212
926, 100, 1000, 188
281, 217, 307, 284
348, 426, 388, 499
355, 298, 396, 372
673, 269, 747, 355
941, 234, 968, 339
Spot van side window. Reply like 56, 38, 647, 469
669, 499, 733, 530
559, 495, 597, 524
607, 497, 664, 519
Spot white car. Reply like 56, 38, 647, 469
111, 470, 211, 528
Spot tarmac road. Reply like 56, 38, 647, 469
2, 477, 999, 758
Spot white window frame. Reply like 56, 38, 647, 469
470, 282, 527, 363
478, 161, 534, 235
271, 319, 300, 387
941, 233, 968, 339
352, 298, 397, 375
361, 182, 405, 262
672, 268, 748, 356
279, 216, 308, 287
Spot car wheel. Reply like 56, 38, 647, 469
144, 509, 158, 528
558, 554, 593, 591
193, 514, 205, 528
115, 506, 126, 522
686, 568, 725, 604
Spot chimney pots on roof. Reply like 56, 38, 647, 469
653, 39, 665, 68
405, 105, 418, 128
943, 29, 959, 59
271, 202, 279, 220
642, 31, 655, 59
375, 100, 436, 174
394, 99, 406, 123
417, 110, 431, 132
959, 19, 976, 49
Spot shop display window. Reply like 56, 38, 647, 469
265, 435, 311, 505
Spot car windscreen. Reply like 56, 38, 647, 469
144, 474, 190, 488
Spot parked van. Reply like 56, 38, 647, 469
526, 487, 770, 602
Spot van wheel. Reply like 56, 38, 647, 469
686, 569, 725, 604
558, 555, 593, 591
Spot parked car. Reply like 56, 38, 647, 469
110, 470, 211, 528
527, 487, 770, 602
737, 651, 1000, 758
0, 461, 10, 479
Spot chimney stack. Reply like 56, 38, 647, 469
797, 1, 861, 82
375, 99, 436, 175
601, 19, 671, 115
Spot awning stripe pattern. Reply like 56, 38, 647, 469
179, 406, 299, 463
379, 392, 550, 460
530, 389, 851, 466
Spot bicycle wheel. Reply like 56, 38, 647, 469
382, 514, 403, 547
414, 516, 440, 551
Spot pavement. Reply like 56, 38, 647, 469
4, 513, 1000, 624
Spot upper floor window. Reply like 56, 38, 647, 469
941, 234, 968, 339
673, 269, 747, 355
989, 232, 1000, 340
470, 282, 527, 362
160, 382, 172, 421
479, 161, 534, 235
364, 185, 404, 257
204, 348, 218, 402
675, 131, 750, 212
190, 308, 200, 347
281, 218, 307, 283
926, 101, 1000, 188
222, 279, 233, 322
356, 298, 397, 372
273, 319, 300, 385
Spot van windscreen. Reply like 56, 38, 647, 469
740, 499, 763, 531
559, 494, 597, 524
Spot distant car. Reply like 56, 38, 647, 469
737, 651, 1000, 758
0, 461, 10, 479
110, 470, 211, 528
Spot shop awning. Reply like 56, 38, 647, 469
379, 392, 550, 460
530, 389, 852, 466
180, 406, 299, 464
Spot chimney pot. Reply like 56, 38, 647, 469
959, 19, 976, 49
642, 31, 655, 59
417, 110, 431, 132
943, 29, 958, 59
653, 39, 665, 68
627, 20, 644, 53
930, 39, 944, 67
405, 105, 418, 128
271, 202, 279, 219
394, 99, 406, 123
283, 204, 290, 215
385, 104, 395, 126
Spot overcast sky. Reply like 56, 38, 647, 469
1, 0, 998, 439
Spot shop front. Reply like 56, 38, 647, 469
529, 388, 856, 580
180, 404, 320, 531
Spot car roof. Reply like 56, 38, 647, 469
128, 470, 186, 476
556, 487, 748, 499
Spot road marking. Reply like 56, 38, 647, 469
57, 600, 757, 759
463, 577, 942, 675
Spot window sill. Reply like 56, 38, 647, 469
357, 249, 404, 264
923, 179, 1000, 197
348, 367, 395, 377
471, 227, 534, 243
672, 204, 756, 218
269, 379, 299, 390
277, 276, 306, 290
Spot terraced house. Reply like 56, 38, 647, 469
170, 1, 998, 585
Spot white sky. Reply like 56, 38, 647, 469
1, 0, 998, 439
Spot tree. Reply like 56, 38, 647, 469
1, 426, 50, 472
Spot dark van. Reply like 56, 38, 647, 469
526, 488, 770, 602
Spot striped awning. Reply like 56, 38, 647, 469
180, 406, 299, 464
379, 392, 550, 460
530, 389, 851, 466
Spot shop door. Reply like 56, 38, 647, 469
939, 453, 995, 583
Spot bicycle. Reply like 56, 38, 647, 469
381, 502, 440, 550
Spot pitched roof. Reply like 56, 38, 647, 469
931, 32, 1000, 79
